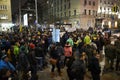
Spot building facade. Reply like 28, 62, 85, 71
45, 0, 98, 29
44, 0, 120, 29
96, 0, 118, 29
0, 0, 12, 23
0, 0, 12, 31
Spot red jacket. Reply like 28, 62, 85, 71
64, 44, 72, 57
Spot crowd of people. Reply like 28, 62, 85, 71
0, 27, 119, 80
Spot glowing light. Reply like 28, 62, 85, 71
115, 21, 117, 28
108, 21, 111, 28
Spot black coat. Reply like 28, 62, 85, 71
88, 56, 101, 74
105, 44, 116, 60
71, 59, 86, 80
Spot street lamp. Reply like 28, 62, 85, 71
35, 0, 39, 31
35, 0, 38, 24
19, 0, 21, 25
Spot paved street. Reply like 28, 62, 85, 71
37, 66, 120, 80
37, 47, 120, 80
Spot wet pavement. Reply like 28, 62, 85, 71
37, 66, 120, 80
37, 46, 120, 80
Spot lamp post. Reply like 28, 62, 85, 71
35, 0, 38, 24
19, 0, 21, 25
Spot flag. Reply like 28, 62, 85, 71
19, 25, 23, 32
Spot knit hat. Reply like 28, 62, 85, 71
29, 43, 35, 49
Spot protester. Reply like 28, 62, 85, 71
0, 54, 16, 72
70, 51, 86, 80
0, 68, 11, 80
64, 42, 72, 66
88, 53, 101, 80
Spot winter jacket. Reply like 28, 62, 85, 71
0, 60, 15, 72
114, 39, 120, 60
67, 38, 74, 47
84, 35, 91, 45
105, 44, 116, 60
13, 45, 19, 57
88, 56, 101, 74
71, 59, 86, 80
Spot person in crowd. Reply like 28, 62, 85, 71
49, 43, 60, 77
55, 42, 64, 76
67, 35, 74, 47
88, 53, 101, 80
70, 51, 86, 80
7, 46, 16, 67
104, 32, 111, 46
104, 44, 116, 71
84, 32, 91, 45
62, 31, 69, 46
114, 37, 120, 71
64, 42, 72, 66
0, 68, 11, 80
35, 43, 44, 70
66, 55, 75, 80
0, 54, 16, 72
17, 46, 30, 80
28, 48, 38, 80
13, 42, 20, 61
0, 54, 17, 79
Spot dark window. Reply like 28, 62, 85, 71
93, 10, 95, 15
74, 10, 76, 15
69, 11, 71, 16
100, 0, 102, 3
64, 0, 66, 3
96, 11, 97, 16
84, 0, 87, 5
104, 7, 106, 10
93, 1, 95, 6
61, 0, 62, 4
61, 6, 62, 11
64, 12, 66, 17
84, 9, 86, 15
89, 10, 91, 15
104, 1, 106, 4
111, 2, 113, 5
64, 4, 66, 10
68, 2, 71, 9
89, 1, 91, 5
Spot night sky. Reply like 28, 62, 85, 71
11, 0, 27, 13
